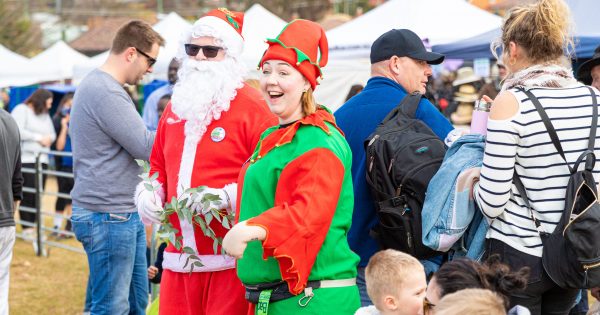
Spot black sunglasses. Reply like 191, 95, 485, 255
184, 44, 223, 58
135, 47, 157, 68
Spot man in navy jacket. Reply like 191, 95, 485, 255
335, 29, 454, 306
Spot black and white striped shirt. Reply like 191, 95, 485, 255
477, 85, 600, 257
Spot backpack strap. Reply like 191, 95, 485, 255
380, 92, 422, 124
514, 87, 599, 234
584, 86, 598, 172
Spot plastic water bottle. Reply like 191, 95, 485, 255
471, 100, 491, 135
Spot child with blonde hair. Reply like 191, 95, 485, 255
356, 249, 427, 315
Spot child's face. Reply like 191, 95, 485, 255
385, 270, 427, 315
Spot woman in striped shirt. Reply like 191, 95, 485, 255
475, 0, 600, 314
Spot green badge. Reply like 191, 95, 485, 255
256, 289, 272, 315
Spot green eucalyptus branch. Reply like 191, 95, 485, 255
136, 159, 235, 272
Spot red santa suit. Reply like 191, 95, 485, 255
150, 82, 277, 314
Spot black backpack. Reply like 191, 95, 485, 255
514, 87, 600, 289
365, 92, 446, 259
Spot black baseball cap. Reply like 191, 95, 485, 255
576, 45, 600, 85
370, 29, 445, 65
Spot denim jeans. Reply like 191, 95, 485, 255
71, 207, 148, 315
356, 267, 373, 307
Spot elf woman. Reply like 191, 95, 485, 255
223, 19, 360, 314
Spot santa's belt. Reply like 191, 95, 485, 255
245, 278, 356, 305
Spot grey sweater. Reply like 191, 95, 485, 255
70, 69, 155, 212
0, 110, 23, 228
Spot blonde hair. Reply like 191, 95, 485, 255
301, 88, 317, 116
365, 250, 423, 305
492, 0, 574, 63
244, 79, 260, 91
434, 289, 506, 315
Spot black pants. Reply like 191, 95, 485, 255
55, 165, 73, 212
486, 238, 579, 315
20, 163, 47, 230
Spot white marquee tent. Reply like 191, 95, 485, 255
326, 0, 502, 60
1, 41, 90, 87
241, 4, 287, 70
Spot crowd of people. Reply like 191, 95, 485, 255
1, 0, 600, 314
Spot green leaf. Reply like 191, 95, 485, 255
205, 213, 213, 226
193, 261, 204, 267
213, 239, 219, 255
183, 246, 195, 255
144, 183, 154, 191
222, 216, 230, 229
150, 172, 159, 181
135, 159, 145, 167
203, 193, 221, 202
183, 256, 191, 269
184, 187, 198, 194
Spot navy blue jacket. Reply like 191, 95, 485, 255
335, 76, 453, 266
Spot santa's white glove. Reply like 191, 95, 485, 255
184, 183, 237, 215
223, 220, 266, 259
135, 181, 165, 225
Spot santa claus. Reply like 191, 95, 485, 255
135, 8, 277, 315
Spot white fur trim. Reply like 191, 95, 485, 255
182, 16, 244, 60
177, 129, 199, 252
162, 252, 235, 273
222, 183, 237, 214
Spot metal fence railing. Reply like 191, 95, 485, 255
17, 149, 161, 299
17, 150, 82, 256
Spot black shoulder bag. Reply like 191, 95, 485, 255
513, 87, 600, 289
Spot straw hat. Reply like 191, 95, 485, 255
453, 84, 478, 103
452, 67, 481, 87
451, 102, 474, 125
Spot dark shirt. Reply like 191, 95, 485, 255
0, 109, 23, 228
334, 76, 453, 266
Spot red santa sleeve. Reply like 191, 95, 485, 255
246, 147, 345, 295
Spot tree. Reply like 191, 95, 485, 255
0, 0, 43, 57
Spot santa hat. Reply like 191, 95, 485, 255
189, 8, 244, 58
260, 19, 328, 90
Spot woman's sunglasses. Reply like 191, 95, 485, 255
184, 44, 223, 58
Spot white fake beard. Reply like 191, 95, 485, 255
170, 57, 246, 144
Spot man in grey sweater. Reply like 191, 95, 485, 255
69, 20, 164, 315
0, 109, 23, 315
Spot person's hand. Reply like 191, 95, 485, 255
592, 287, 600, 300
185, 187, 231, 214
39, 135, 53, 147
61, 114, 70, 128
481, 94, 494, 103
135, 184, 164, 225
222, 220, 266, 259
148, 266, 158, 279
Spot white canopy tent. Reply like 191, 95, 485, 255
326, 0, 502, 60
241, 4, 287, 70
0, 45, 30, 87
1, 41, 90, 87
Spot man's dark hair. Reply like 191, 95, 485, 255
25, 89, 53, 115
111, 20, 165, 55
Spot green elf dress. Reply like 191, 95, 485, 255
236, 107, 361, 314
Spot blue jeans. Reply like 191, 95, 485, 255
72, 207, 148, 315
356, 267, 372, 307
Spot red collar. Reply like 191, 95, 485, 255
255, 109, 343, 160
